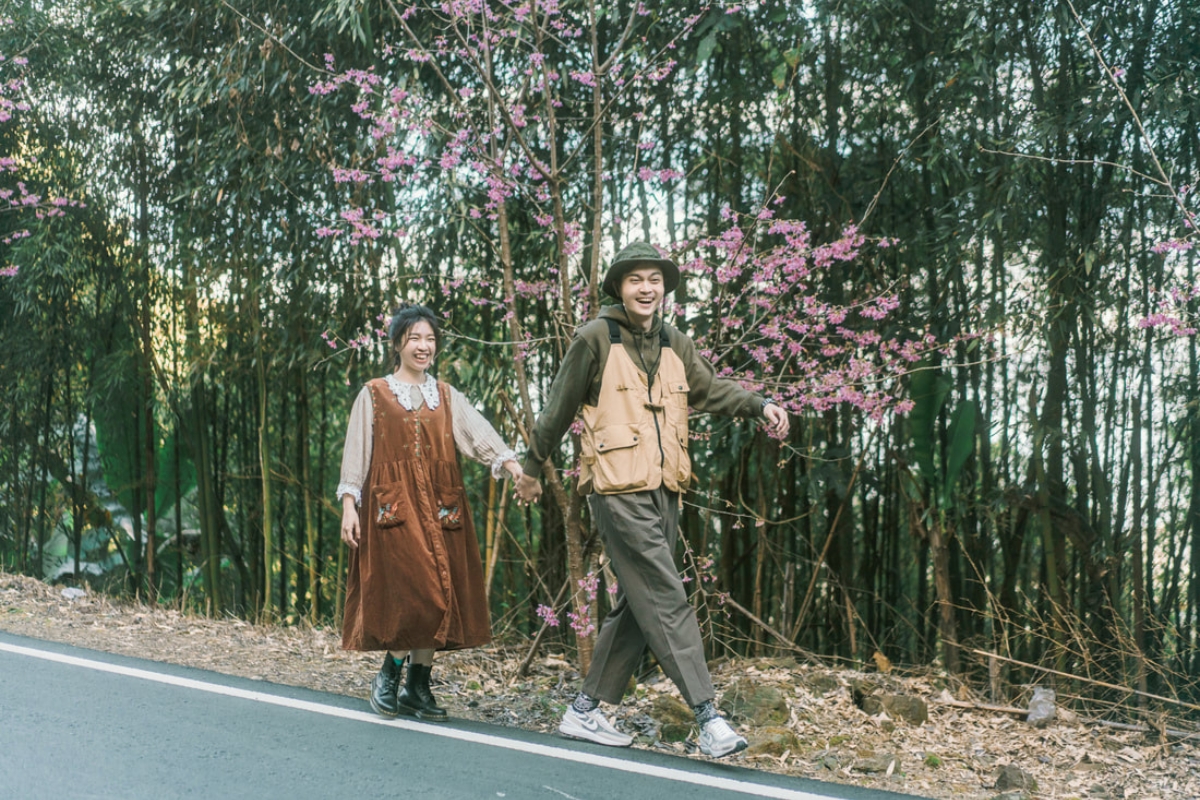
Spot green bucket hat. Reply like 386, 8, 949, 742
601, 241, 681, 300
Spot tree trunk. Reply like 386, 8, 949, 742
257, 329, 275, 619
191, 380, 221, 614
929, 513, 960, 674
35, 376, 53, 578
143, 301, 158, 601
301, 372, 319, 625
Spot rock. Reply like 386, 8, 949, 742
746, 726, 801, 757
860, 694, 886, 715
625, 712, 660, 741
882, 694, 928, 725
854, 753, 900, 774
993, 765, 1038, 792
819, 754, 840, 771
60, 587, 87, 600
801, 672, 841, 696
989, 792, 1032, 800
649, 695, 693, 743
850, 677, 887, 704
720, 678, 790, 726
857, 692, 928, 726
1026, 686, 1056, 728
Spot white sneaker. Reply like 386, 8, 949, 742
558, 706, 633, 747
698, 716, 747, 758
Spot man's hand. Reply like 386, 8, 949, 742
514, 473, 543, 506
763, 403, 790, 439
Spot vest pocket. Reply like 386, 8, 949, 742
667, 379, 690, 409
672, 432, 692, 490
664, 380, 691, 489
589, 423, 650, 493
371, 481, 409, 528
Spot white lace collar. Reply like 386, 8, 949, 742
384, 373, 440, 411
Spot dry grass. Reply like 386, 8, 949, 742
3, 572, 1198, 800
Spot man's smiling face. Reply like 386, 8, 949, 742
619, 264, 664, 329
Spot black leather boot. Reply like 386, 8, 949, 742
369, 654, 403, 717
397, 663, 448, 722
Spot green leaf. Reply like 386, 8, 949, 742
772, 61, 789, 89
155, 429, 197, 520
908, 362, 950, 485
941, 399, 976, 509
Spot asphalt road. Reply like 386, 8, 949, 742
0, 631, 921, 800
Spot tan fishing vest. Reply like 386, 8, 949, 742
578, 319, 691, 495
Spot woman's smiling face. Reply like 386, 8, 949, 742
395, 320, 438, 376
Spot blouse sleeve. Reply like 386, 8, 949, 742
336, 386, 374, 506
449, 385, 518, 479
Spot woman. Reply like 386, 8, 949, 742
337, 303, 522, 721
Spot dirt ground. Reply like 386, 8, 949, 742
2, 572, 1198, 800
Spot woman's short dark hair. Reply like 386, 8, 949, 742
388, 304, 442, 369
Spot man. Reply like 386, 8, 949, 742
514, 241, 790, 758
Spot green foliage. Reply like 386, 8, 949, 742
909, 364, 952, 487
2, 0, 1199, 708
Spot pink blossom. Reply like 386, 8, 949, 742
1151, 239, 1194, 254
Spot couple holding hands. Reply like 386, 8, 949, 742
337, 242, 789, 758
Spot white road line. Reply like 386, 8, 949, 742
0, 640, 845, 800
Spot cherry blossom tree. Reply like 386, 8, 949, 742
0, 12, 82, 278
308, 0, 940, 669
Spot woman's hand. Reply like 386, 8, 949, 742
340, 496, 360, 549
514, 474, 542, 506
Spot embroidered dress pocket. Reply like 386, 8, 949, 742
433, 483, 465, 530
371, 481, 409, 528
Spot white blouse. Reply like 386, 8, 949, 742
336, 374, 518, 506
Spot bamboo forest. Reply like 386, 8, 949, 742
1, 0, 1198, 713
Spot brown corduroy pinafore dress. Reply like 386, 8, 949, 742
342, 378, 491, 652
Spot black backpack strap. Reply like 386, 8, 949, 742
660, 324, 670, 348
606, 317, 622, 344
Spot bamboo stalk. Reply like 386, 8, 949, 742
719, 592, 826, 667
517, 578, 571, 678
790, 428, 877, 642
937, 697, 1027, 716
971, 649, 1200, 714
936, 697, 1200, 742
